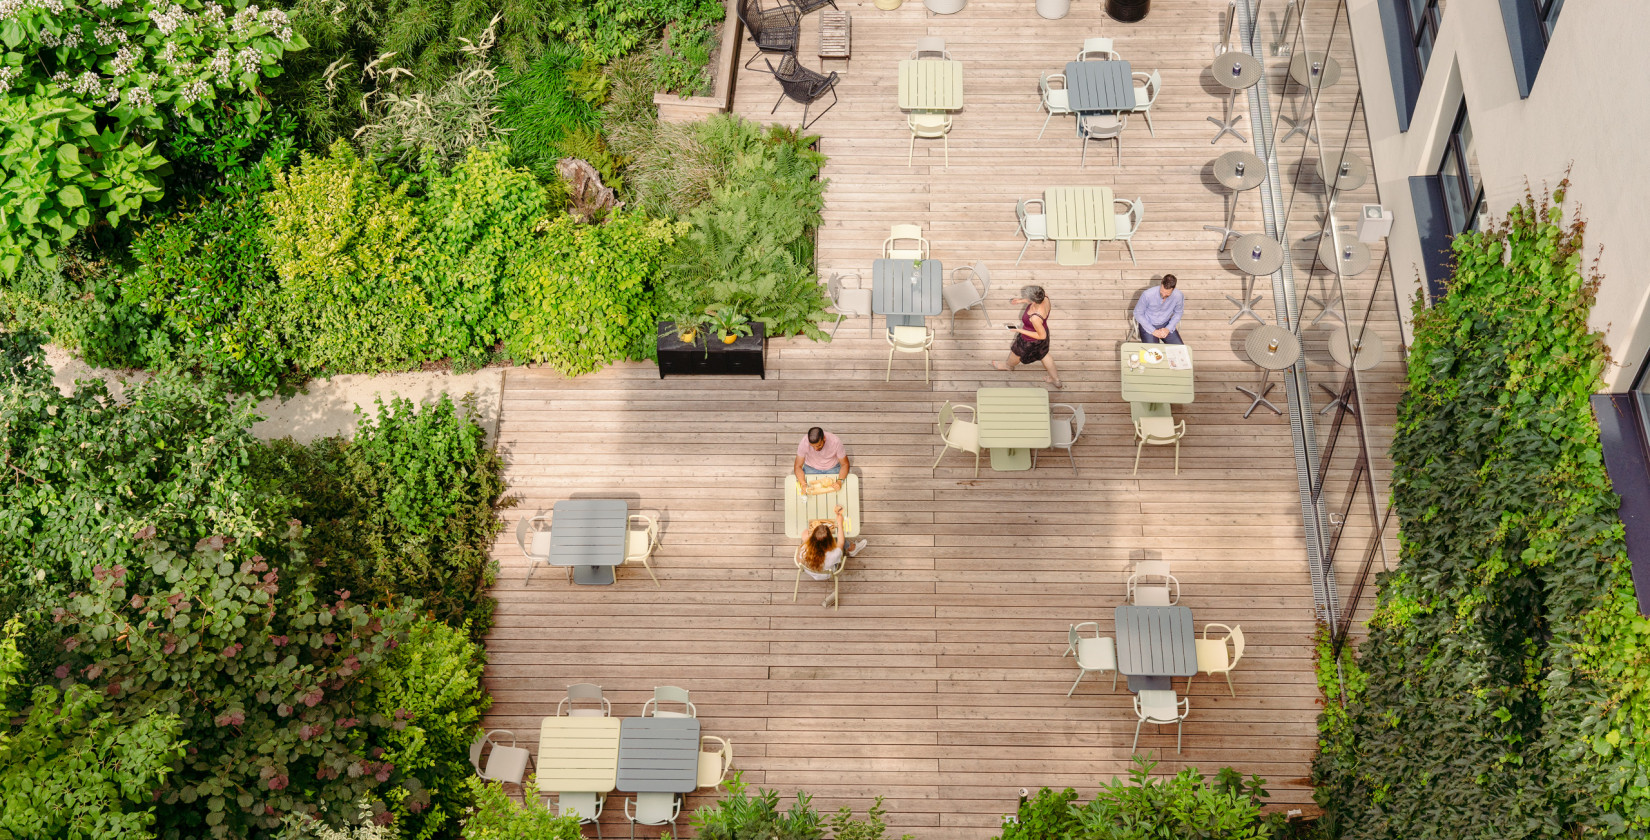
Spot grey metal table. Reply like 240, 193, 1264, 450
1208, 52, 1261, 144
1063, 60, 1136, 113
1228, 234, 1283, 327
1114, 605, 1196, 692
1282, 53, 1341, 143
872, 258, 943, 330
1240, 324, 1301, 418
616, 717, 702, 793
1317, 237, 1371, 276
548, 499, 628, 585
1319, 326, 1386, 416
1205, 150, 1266, 254
1314, 152, 1369, 192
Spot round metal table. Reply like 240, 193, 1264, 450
1314, 152, 1368, 192
1206, 150, 1267, 253
1208, 53, 1262, 144
1326, 326, 1385, 371
1317, 237, 1371, 276
1239, 325, 1300, 418
1282, 53, 1341, 143
1231, 234, 1284, 276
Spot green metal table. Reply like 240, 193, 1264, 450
976, 387, 1051, 471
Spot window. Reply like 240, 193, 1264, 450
1437, 104, 1485, 234
1407, 0, 1444, 76
1533, 0, 1564, 41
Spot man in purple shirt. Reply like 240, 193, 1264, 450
1133, 275, 1184, 344
794, 426, 851, 487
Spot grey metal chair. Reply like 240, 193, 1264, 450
766, 53, 840, 131
1077, 36, 1119, 61
739, 0, 801, 69
557, 683, 612, 717
1126, 560, 1180, 606
942, 262, 992, 333
1014, 198, 1049, 266
1133, 689, 1189, 753
1189, 623, 1245, 696
1035, 403, 1085, 473
557, 792, 605, 838
625, 792, 682, 839
1037, 71, 1073, 140
1114, 198, 1144, 265
932, 401, 981, 477
517, 513, 553, 585
469, 730, 533, 797
1079, 112, 1126, 168
1063, 621, 1118, 696
826, 272, 873, 337
697, 736, 735, 789
911, 35, 950, 59
642, 686, 697, 718
1131, 69, 1161, 135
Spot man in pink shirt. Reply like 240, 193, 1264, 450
793, 426, 850, 487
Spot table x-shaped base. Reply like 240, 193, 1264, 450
1225, 275, 1267, 325
1238, 369, 1283, 418
1208, 91, 1248, 144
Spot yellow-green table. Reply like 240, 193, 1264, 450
898, 59, 964, 111
976, 387, 1052, 471
785, 474, 861, 538
537, 716, 621, 794
1045, 186, 1117, 266
1120, 342, 1195, 412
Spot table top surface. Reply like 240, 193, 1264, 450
1044, 186, 1118, 241
1289, 52, 1342, 87
549, 499, 628, 567
975, 387, 1052, 448
785, 473, 861, 539
1317, 238, 1372, 275
1214, 151, 1267, 191
1327, 325, 1386, 370
617, 717, 703, 793
1211, 52, 1263, 90
1230, 233, 1285, 276
1119, 342, 1196, 404
872, 259, 944, 316
1114, 605, 1197, 677
898, 59, 964, 110
1315, 152, 1369, 191
1062, 59, 1136, 112
1244, 325, 1302, 369
538, 716, 622, 793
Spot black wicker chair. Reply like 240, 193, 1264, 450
793, 0, 838, 12
739, 0, 802, 70
765, 54, 840, 131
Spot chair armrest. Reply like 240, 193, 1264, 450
1203, 622, 1234, 638
952, 404, 977, 422
1072, 620, 1101, 635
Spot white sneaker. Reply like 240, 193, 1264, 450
848, 539, 868, 557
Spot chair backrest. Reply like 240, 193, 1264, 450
1136, 689, 1181, 721
1080, 113, 1126, 139
1137, 416, 1181, 442
1081, 36, 1114, 54
1128, 198, 1145, 232
1069, 404, 1087, 443
1039, 71, 1066, 101
885, 225, 929, 260
1141, 69, 1162, 102
890, 324, 932, 349
468, 733, 488, 773
514, 516, 532, 555
699, 735, 734, 787
645, 685, 696, 718
909, 111, 952, 134
632, 790, 679, 824
559, 683, 610, 716
559, 792, 601, 822
1229, 625, 1246, 664
913, 35, 948, 59
968, 261, 992, 295
1135, 559, 1172, 578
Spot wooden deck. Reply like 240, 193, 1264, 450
482, 0, 1404, 836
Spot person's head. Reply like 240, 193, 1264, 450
1159, 275, 1177, 298
1020, 285, 1047, 304
802, 523, 837, 572
807, 426, 826, 451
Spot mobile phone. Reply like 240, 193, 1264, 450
1005, 323, 1018, 330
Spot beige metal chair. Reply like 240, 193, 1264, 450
911, 35, 950, 59
942, 262, 992, 333
1133, 689, 1190, 753
557, 683, 612, 717
1131, 69, 1161, 136
642, 685, 696, 718
884, 224, 930, 260
885, 324, 934, 383
517, 513, 553, 585
697, 736, 734, 789
1126, 559, 1179, 606
908, 111, 952, 168
826, 272, 873, 337
469, 730, 532, 793
557, 792, 606, 838
932, 401, 981, 477
1037, 71, 1073, 139
1079, 112, 1126, 168
1189, 623, 1245, 696
1133, 415, 1185, 475
1063, 621, 1118, 696
625, 792, 681, 839
1114, 197, 1144, 265
624, 513, 661, 587
1015, 199, 1050, 265
1077, 36, 1119, 61
793, 542, 850, 610
1035, 403, 1085, 473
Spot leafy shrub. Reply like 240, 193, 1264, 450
652, 0, 725, 97
497, 46, 611, 184
504, 212, 682, 374
690, 772, 827, 840
461, 778, 583, 840
994, 762, 1283, 840
261, 141, 431, 375
160, 106, 300, 201
1312, 184, 1650, 838
996, 787, 1080, 840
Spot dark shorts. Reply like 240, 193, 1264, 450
1012, 334, 1051, 364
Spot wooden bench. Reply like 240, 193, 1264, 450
819, 10, 850, 74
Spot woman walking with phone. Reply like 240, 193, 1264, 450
991, 285, 1063, 389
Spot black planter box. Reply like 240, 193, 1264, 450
656, 321, 766, 379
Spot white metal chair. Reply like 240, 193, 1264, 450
911, 35, 950, 59
642, 685, 696, 718
1189, 623, 1245, 696
1079, 112, 1126, 168
1077, 36, 1119, 61
885, 324, 934, 383
1035, 404, 1085, 473
697, 736, 735, 789
1133, 416, 1185, 475
517, 513, 553, 585
1114, 197, 1144, 265
557, 792, 605, 838
1015, 199, 1049, 266
932, 401, 981, 477
826, 272, 873, 337
1037, 71, 1073, 140
557, 683, 612, 717
625, 792, 681, 839
1063, 621, 1118, 696
884, 224, 930, 260
1126, 560, 1180, 606
908, 111, 952, 168
1132, 689, 1190, 753
792, 542, 851, 610
624, 512, 661, 587
942, 262, 992, 333
469, 730, 532, 791
1130, 69, 1161, 135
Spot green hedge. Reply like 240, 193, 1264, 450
1312, 184, 1650, 837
